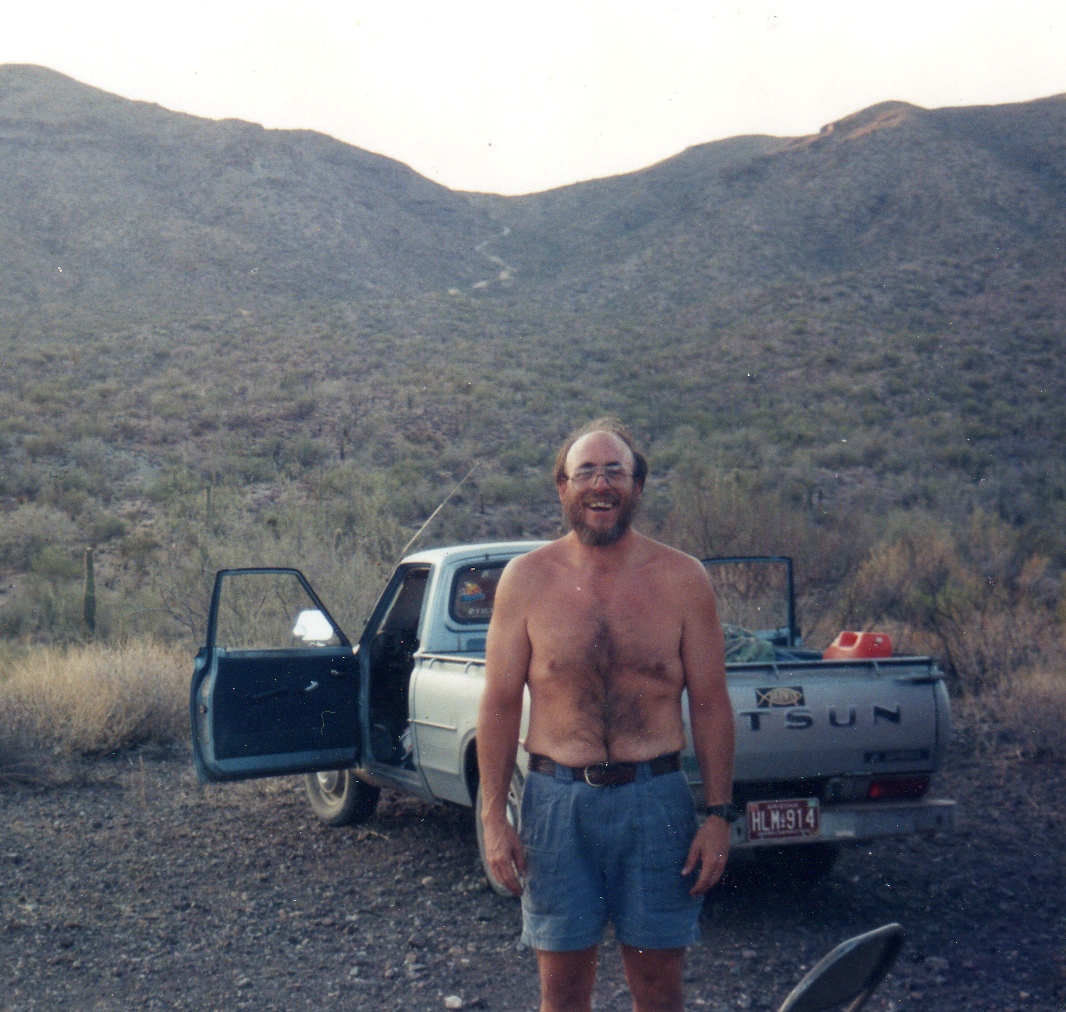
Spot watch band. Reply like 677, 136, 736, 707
704, 803, 741, 823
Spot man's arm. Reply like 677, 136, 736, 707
477, 558, 533, 896
678, 558, 735, 896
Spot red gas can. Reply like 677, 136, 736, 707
823, 630, 893, 660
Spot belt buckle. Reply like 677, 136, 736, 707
584, 762, 612, 787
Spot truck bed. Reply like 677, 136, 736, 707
408, 648, 954, 849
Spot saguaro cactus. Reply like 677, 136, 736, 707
83, 547, 97, 637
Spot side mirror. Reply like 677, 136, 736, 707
292, 609, 335, 645
777, 922, 904, 1012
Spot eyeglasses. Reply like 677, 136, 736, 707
566, 464, 632, 488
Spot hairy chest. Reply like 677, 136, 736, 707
526, 580, 683, 682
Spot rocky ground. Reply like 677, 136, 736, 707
1, 729, 1064, 1012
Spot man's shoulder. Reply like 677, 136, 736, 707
634, 537, 715, 607
511, 538, 564, 565
637, 534, 708, 578
501, 539, 565, 583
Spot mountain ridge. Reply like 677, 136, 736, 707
0, 64, 500, 312
4, 63, 1065, 321
480, 91, 1066, 316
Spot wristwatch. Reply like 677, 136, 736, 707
704, 803, 742, 823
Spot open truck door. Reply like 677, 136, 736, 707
190, 568, 360, 783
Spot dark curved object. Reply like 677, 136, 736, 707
777, 923, 905, 1012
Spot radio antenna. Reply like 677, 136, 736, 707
398, 461, 481, 560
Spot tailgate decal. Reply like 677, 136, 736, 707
756, 686, 805, 707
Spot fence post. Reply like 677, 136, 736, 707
83, 547, 97, 638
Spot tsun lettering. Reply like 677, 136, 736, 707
738, 710, 763, 731
829, 707, 857, 727
738, 705, 903, 731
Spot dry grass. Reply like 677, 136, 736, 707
958, 666, 1066, 764
0, 639, 189, 766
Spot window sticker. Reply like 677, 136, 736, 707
458, 580, 485, 604
450, 563, 506, 623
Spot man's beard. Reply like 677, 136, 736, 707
563, 490, 639, 546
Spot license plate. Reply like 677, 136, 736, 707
746, 798, 820, 841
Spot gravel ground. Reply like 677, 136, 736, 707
1, 729, 1063, 1012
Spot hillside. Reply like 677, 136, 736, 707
1, 65, 1064, 644
0, 64, 498, 312
482, 97, 1066, 318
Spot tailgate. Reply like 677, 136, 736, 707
725, 659, 947, 781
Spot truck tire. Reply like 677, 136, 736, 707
750, 842, 839, 887
304, 769, 380, 826
475, 767, 524, 898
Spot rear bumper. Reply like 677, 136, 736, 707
730, 798, 956, 849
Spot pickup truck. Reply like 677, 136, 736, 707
189, 541, 955, 893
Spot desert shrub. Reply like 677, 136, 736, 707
0, 503, 78, 570
476, 472, 547, 510
660, 461, 872, 637
839, 513, 1063, 693
283, 436, 329, 471
663, 468, 809, 559
286, 396, 317, 420
148, 465, 207, 506
956, 667, 1066, 763
498, 441, 550, 473
0, 575, 89, 642
29, 544, 82, 583
151, 484, 407, 642
0, 553, 171, 645
0, 639, 188, 757
90, 512, 128, 544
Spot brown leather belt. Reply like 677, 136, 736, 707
527, 752, 681, 787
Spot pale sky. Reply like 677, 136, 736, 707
3, 1, 1065, 194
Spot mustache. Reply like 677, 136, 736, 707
580, 490, 621, 505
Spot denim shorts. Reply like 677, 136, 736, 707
519, 760, 703, 952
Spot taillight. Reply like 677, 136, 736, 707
867, 776, 930, 799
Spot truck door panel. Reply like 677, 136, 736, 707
410, 657, 482, 804
190, 568, 359, 783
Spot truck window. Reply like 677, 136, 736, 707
703, 557, 795, 646
214, 570, 341, 651
380, 566, 430, 633
449, 563, 506, 623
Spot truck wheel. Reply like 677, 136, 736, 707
304, 769, 380, 826
475, 767, 524, 898
750, 842, 839, 887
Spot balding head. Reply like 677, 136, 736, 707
553, 417, 647, 490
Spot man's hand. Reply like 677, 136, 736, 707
483, 816, 527, 896
682, 817, 731, 896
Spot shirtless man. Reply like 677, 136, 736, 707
478, 419, 735, 1012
